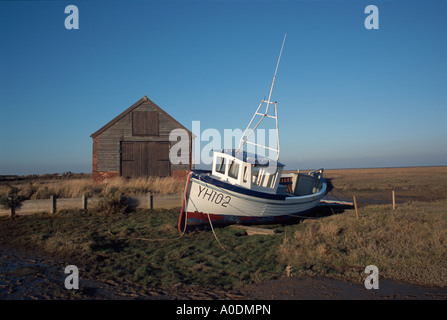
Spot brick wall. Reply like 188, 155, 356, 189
171, 169, 189, 181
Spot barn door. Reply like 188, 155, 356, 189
155, 142, 170, 177
121, 142, 137, 178
121, 141, 170, 178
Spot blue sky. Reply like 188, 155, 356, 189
1, 0, 446, 175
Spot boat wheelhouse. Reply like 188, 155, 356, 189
211, 149, 285, 195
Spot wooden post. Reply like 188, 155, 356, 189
392, 190, 396, 210
9, 206, 15, 218
286, 265, 292, 277
148, 192, 153, 210
50, 195, 56, 214
353, 195, 359, 220
82, 195, 87, 210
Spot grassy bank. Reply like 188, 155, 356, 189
0, 208, 283, 289
1, 199, 446, 289
280, 199, 447, 287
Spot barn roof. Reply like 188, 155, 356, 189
90, 95, 192, 138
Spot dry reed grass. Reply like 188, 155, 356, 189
279, 198, 447, 287
0, 176, 184, 199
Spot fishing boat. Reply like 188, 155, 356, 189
178, 35, 327, 231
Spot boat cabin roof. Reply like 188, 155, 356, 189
218, 149, 285, 167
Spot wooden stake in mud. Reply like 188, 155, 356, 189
353, 195, 359, 219
392, 190, 396, 210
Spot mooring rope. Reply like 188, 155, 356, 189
206, 213, 227, 251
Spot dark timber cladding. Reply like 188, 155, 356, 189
90, 95, 192, 183
121, 141, 170, 177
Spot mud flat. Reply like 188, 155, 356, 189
320, 166, 447, 206
239, 276, 447, 300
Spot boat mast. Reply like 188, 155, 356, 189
236, 33, 286, 161
267, 33, 286, 110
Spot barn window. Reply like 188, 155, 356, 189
132, 111, 159, 136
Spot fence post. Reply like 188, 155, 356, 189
353, 195, 359, 220
392, 190, 396, 210
148, 192, 153, 210
50, 195, 56, 214
82, 195, 87, 210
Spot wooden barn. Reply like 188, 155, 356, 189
90, 96, 192, 183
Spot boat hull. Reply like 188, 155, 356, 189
178, 171, 327, 231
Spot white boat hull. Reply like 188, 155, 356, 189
178, 171, 327, 230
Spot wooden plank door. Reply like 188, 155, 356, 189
121, 142, 136, 177
121, 141, 170, 178
155, 142, 170, 177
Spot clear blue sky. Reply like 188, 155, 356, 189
1, 0, 446, 175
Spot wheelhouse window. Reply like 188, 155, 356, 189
265, 167, 279, 188
252, 166, 260, 185
215, 156, 227, 174
242, 165, 248, 183
228, 160, 240, 179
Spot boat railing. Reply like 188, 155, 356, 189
308, 168, 324, 180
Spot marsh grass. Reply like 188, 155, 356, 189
1, 167, 446, 289
1, 199, 446, 289
0, 208, 283, 289
279, 199, 447, 287
323, 166, 447, 203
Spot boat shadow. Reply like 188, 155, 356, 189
274, 178, 352, 227
306, 178, 352, 219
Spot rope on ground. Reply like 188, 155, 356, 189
206, 213, 227, 252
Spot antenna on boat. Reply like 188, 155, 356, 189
236, 33, 286, 161
267, 33, 286, 107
